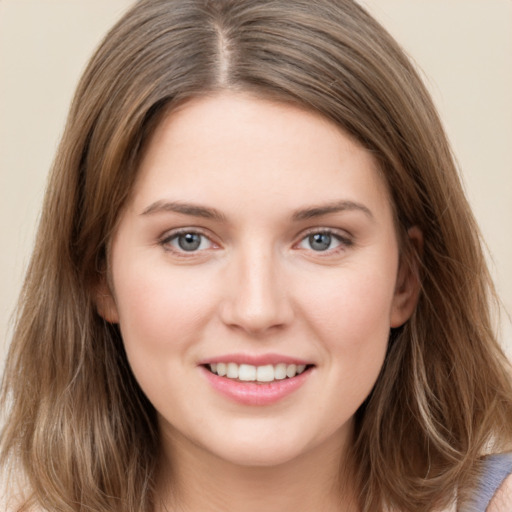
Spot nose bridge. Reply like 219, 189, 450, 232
221, 238, 292, 333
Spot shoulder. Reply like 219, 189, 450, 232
461, 452, 512, 511
470, 452, 512, 512
487, 472, 512, 512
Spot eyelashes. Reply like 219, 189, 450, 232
163, 231, 215, 252
159, 227, 353, 258
159, 228, 217, 255
296, 229, 353, 253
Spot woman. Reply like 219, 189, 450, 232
1, 0, 511, 510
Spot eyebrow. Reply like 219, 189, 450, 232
140, 200, 227, 222
292, 200, 374, 221
140, 199, 373, 223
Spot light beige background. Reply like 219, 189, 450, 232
1, 0, 511, 366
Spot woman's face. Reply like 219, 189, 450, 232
100, 92, 418, 468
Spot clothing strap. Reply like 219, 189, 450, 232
463, 452, 512, 511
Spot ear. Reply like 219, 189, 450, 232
390, 226, 423, 328
94, 276, 120, 324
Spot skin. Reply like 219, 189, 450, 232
98, 92, 420, 512
488, 474, 512, 512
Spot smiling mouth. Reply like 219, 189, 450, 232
204, 362, 313, 383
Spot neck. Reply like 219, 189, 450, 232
155, 427, 359, 512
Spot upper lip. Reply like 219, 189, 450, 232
198, 353, 314, 366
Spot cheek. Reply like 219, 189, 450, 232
301, 267, 396, 347
295, 259, 397, 404
334, 279, 392, 380
112, 260, 217, 357
307, 268, 395, 408
111, 261, 221, 412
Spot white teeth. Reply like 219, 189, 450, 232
239, 364, 256, 381
208, 362, 309, 382
217, 362, 227, 377
227, 363, 238, 379
274, 363, 287, 380
286, 364, 297, 378
256, 364, 274, 382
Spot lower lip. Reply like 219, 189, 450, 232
200, 366, 312, 406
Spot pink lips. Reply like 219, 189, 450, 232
199, 354, 314, 406
198, 353, 311, 366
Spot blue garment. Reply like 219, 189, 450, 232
463, 452, 512, 511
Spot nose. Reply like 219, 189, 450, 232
219, 243, 294, 335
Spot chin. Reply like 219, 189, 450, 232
211, 442, 309, 468
194, 419, 347, 470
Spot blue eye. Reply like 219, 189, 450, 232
297, 231, 349, 252
177, 233, 202, 251
163, 231, 213, 252
307, 233, 333, 251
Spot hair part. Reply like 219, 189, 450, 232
2, 1, 512, 510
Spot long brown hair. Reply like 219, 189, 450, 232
2, 0, 511, 510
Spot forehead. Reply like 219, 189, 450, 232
129, 92, 394, 223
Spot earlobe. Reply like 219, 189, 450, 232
95, 278, 120, 324
390, 226, 423, 328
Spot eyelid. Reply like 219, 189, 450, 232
157, 226, 353, 255
294, 227, 354, 252
159, 227, 219, 253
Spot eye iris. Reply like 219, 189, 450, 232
178, 233, 202, 251
309, 233, 331, 251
